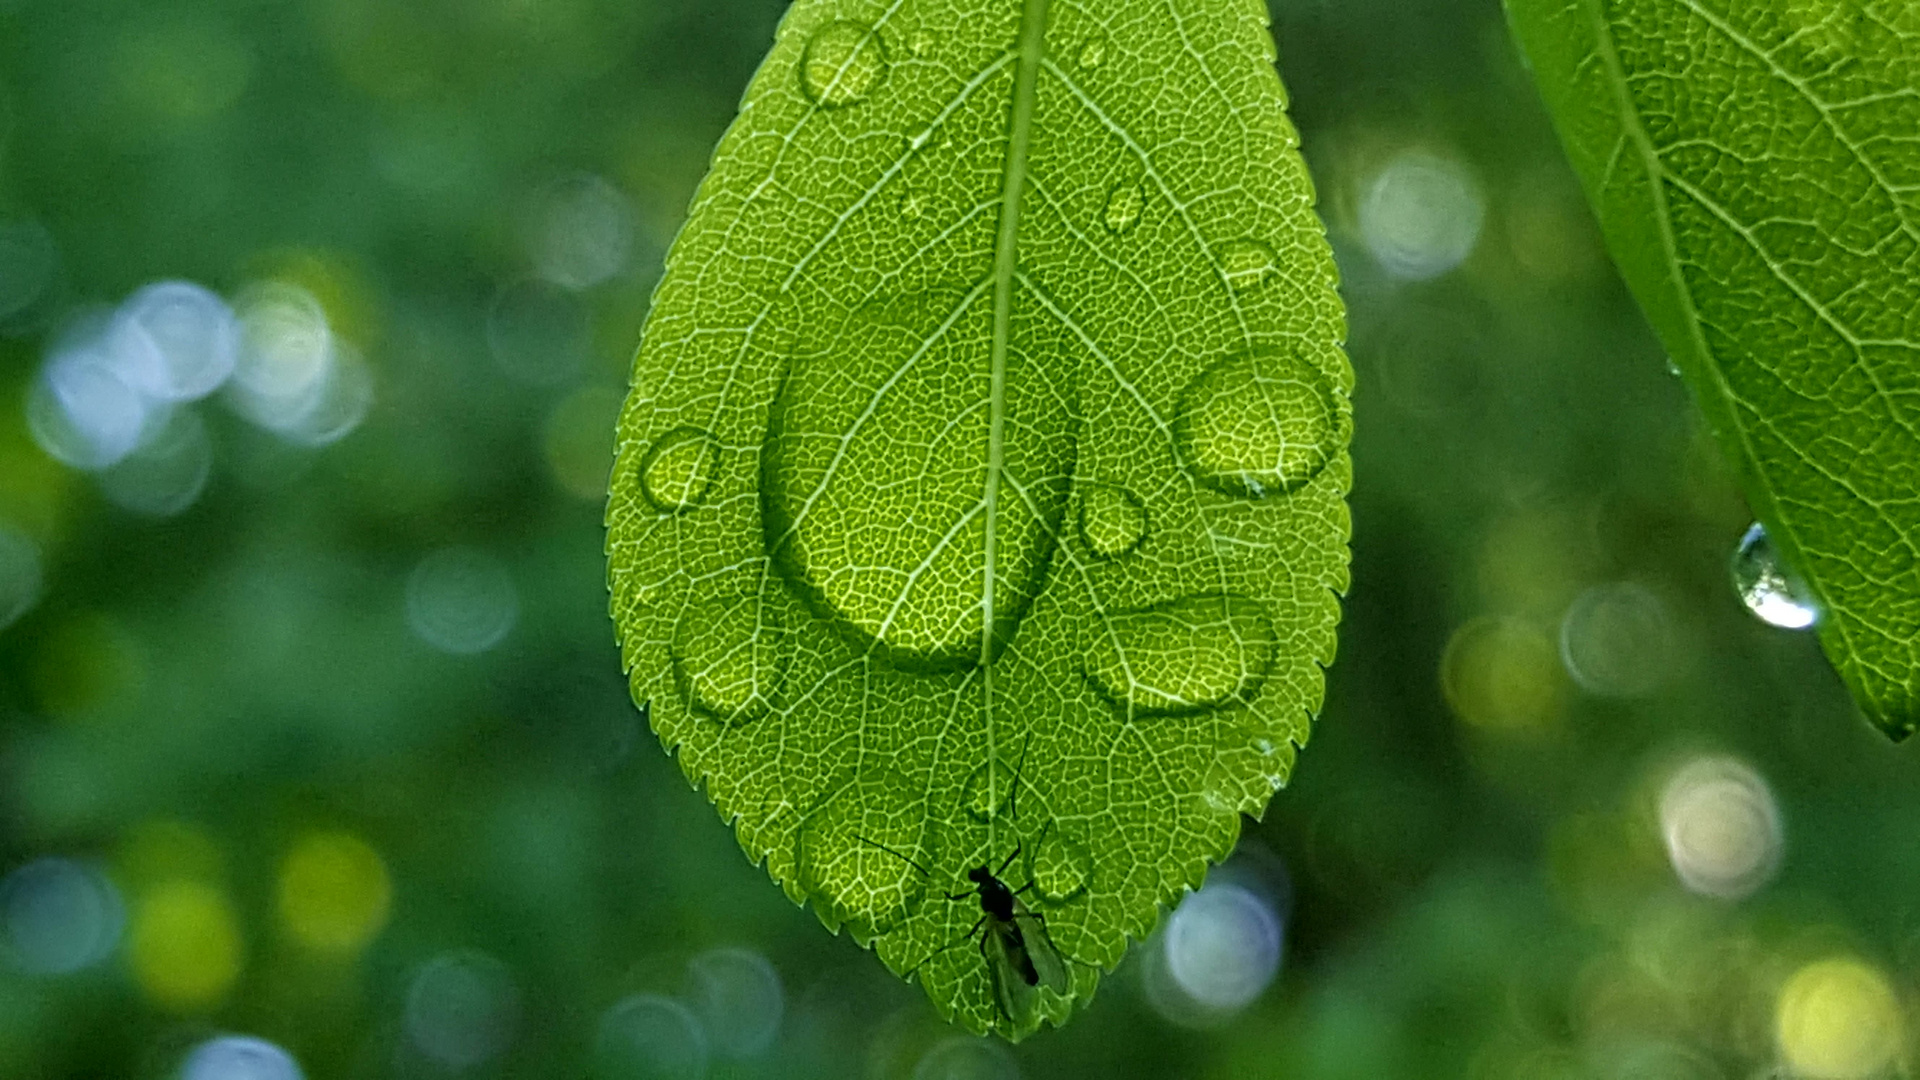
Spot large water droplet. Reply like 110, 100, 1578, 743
1079, 483, 1146, 559
640, 427, 718, 513
796, 796, 925, 939
1103, 182, 1144, 236
1218, 239, 1277, 292
1085, 594, 1276, 716
1176, 349, 1341, 498
800, 21, 887, 108
963, 758, 1014, 822
1731, 523, 1820, 630
1077, 35, 1108, 69
1032, 826, 1090, 902
673, 592, 787, 725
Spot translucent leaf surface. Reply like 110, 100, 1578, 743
607, 0, 1349, 1036
1504, 0, 1920, 736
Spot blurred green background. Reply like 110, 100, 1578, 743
0, 0, 1912, 1077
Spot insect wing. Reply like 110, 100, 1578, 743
981, 917, 1041, 1026
1011, 903, 1069, 995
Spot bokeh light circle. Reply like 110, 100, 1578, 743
1558, 582, 1677, 698
1358, 149, 1485, 279
98, 407, 214, 517
531, 174, 637, 291
0, 857, 125, 975
1776, 958, 1903, 1079
687, 947, 783, 1058
405, 547, 519, 655
28, 342, 155, 470
1658, 756, 1782, 901
1162, 882, 1283, 1013
912, 1037, 1019, 1080
111, 281, 238, 402
276, 830, 391, 955
179, 1035, 304, 1080
405, 949, 521, 1069
594, 993, 707, 1080
129, 879, 243, 1011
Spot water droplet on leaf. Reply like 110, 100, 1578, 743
640, 427, 718, 513
962, 758, 1013, 822
1078, 36, 1108, 69
800, 21, 887, 108
673, 592, 787, 724
1731, 523, 1820, 629
1218, 239, 1278, 292
1032, 827, 1090, 902
1079, 483, 1146, 559
1176, 349, 1341, 498
1085, 594, 1276, 716
1103, 182, 1144, 235
796, 797, 925, 940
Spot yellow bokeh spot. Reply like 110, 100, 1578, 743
1777, 957, 1904, 1079
129, 880, 243, 1012
278, 830, 392, 954
1441, 615, 1563, 732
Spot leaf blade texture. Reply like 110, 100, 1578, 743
608, 0, 1350, 1035
1504, 0, 1920, 735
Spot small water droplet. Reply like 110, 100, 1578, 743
1666, 356, 1683, 377
1077, 35, 1108, 69
1103, 182, 1144, 235
673, 592, 787, 724
1253, 737, 1275, 755
906, 126, 932, 152
1731, 523, 1820, 629
1079, 483, 1146, 559
640, 426, 718, 513
962, 758, 1013, 822
908, 30, 935, 57
1085, 594, 1276, 716
899, 188, 927, 219
1218, 239, 1277, 292
796, 796, 925, 938
800, 21, 888, 108
1176, 349, 1342, 498
1032, 827, 1091, 902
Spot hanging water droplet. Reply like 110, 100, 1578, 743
1666, 356, 1683, 377
1085, 594, 1276, 716
1176, 349, 1342, 498
799, 21, 888, 108
1218, 239, 1277, 292
1077, 35, 1108, 69
1032, 826, 1091, 902
962, 758, 1013, 822
1731, 523, 1820, 630
640, 426, 718, 513
1103, 182, 1144, 236
1079, 483, 1146, 559
672, 592, 787, 724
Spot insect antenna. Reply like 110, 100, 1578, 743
855, 835, 933, 879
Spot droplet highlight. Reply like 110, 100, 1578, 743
1732, 523, 1820, 630
800, 21, 887, 108
1218, 239, 1278, 292
673, 593, 787, 725
1077, 35, 1108, 69
1032, 827, 1090, 902
1103, 182, 1144, 236
1079, 483, 1146, 559
1085, 593, 1276, 716
1176, 349, 1341, 498
640, 427, 718, 513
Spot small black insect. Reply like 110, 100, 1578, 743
861, 741, 1073, 1026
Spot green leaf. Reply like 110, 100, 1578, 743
1503, 0, 1920, 736
607, 0, 1349, 1036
